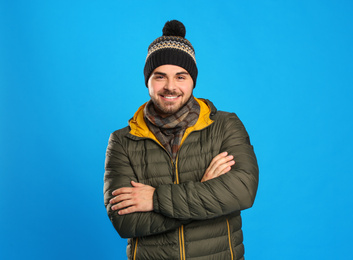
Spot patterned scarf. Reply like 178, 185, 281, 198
144, 96, 200, 161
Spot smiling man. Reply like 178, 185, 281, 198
104, 20, 259, 260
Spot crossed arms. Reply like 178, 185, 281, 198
110, 152, 235, 215
104, 114, 259, 238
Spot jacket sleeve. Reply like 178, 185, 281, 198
104, 131, 187, 239
153, 113, 259, 221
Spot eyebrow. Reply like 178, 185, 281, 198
176, 72, 189, 75
153, 72, 167, 76
153, 71, 189, 76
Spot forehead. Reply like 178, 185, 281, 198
152, 64, 188, 74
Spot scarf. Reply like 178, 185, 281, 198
144, 96, 200, 161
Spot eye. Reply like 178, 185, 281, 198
154, 75, 165, 80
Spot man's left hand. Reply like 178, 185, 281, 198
110, 181, 155, 215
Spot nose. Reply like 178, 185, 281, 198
164, 79, 175, 91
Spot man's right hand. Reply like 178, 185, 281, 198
201, 152, 235, 182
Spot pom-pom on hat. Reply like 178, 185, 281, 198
144, 20, 198, 87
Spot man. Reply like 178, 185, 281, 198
104, 20, 259, 260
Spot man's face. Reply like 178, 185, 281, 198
147, 64, 194, 117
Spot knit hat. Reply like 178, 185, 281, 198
144, 20, 198, 87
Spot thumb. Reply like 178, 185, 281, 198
131, 180, 143, 187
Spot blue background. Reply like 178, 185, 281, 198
1, 0, 352, 259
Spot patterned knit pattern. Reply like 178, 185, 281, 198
146, 36, 196, 63
144, 97, 200, 160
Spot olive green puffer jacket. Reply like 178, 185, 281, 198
104, 98, 259, 260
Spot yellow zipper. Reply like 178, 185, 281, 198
226, 219, 234, 260
180, 225, 186, 260
133, 237, 138, 260
174, 157, 186, 260
178, 226, 184, 259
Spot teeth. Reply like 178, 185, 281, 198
164, 96, 178, 99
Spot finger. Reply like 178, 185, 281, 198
110, 193, 132, 205
118, 206, 137, 215
217, 166, 231, 177
205, 157, 234, 181
131, 181, 144, 187
209, 153, 233, 169
112, 187, 133, 196
209, 152, 228, 165
111, 198, 135, 211
215, 160, 235, 175
207, 155, 234, 174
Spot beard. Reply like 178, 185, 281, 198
150, 90, 191, 117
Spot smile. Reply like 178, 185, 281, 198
160, 95, 180, 100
